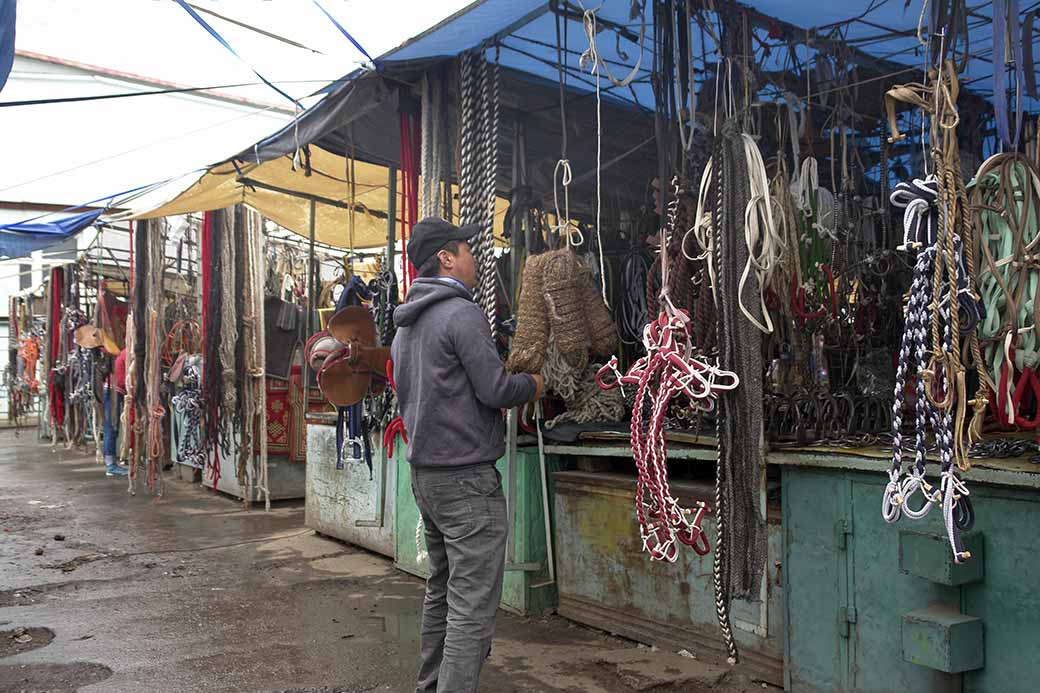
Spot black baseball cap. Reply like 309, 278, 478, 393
407, 217, 478, 269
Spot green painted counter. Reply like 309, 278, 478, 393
782, 465, 1040, 693
551, 470, 784, 687
393, 447, 558, 616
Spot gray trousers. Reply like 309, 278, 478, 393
410, 463, 507, 693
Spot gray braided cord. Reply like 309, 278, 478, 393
477, 57, 500, 337
458, 52, 478, 227
710, 131, 738, 665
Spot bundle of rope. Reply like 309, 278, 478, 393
46, 267, 65, 441
617, 249, 651, 346
236, 206, 269, 508
125, 219, 148, 486
647, 187, 696, 321
711, 121, 769, 662
971, 153, 1040, 430
457, 50, 499, 337
883, 61, 984, 563
17, 335, 40, 393
201, 210, 226, 488
218, 209, 238, 458
171, 359, 206, 469
507, 249, 622, 427
882, 243, 974, 563
370, 262, 399, 430
132, 218, 168, 493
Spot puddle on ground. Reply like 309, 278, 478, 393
0, 627, 54, 658
0, 662, 112, 691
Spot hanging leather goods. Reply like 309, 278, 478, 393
993, 0, 1025, 151
315, 307, 389, 408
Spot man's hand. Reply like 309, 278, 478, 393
530, 374, 545, 401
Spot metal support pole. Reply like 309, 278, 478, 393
386, 166, 397, 268
503, 120, 540, 574
301, 200, 316, 398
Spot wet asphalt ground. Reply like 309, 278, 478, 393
0, 428, 774, 693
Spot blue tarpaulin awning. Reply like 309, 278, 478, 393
0, 208, 101, 259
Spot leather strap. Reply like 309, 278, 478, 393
993, 0, 1024, 150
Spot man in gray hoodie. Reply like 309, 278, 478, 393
392, 217, 543, 693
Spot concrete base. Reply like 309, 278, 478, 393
199, 447, 305, 501
304, 423, 395, 559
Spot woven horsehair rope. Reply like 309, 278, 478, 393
235, 206, 270, 508
219, 209, 238, 458
144, 218, 167, 497
714, 116, 770, 662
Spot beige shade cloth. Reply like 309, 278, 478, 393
132, 144, 509, 249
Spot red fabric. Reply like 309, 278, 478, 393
398, 112, 420, 296
48, 267, 65, 427
265, 378, 291, 454
114, 349, 128, 394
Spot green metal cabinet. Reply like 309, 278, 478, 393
394, 447, 558, 616
783, 465, 1040, 693
552, 471, 785, 686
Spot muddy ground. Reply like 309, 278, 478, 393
0, 429, 777, 692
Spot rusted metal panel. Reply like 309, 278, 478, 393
305, 423, 395, 558
553, 471, 783, 687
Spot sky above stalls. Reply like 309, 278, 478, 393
0, 0, 472, 207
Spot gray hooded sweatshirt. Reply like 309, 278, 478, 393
391, 278, 536, 468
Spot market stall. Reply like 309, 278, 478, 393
278, 1, 1040, 689
23, 0, 1040, 688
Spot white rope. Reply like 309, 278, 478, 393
240, 208, 269, 509
782, 91, 804, 171
552, 158, 583, 246
579, 7, 609, 306
737, 134, 783, 334
792, 157, 818, 213
687, 157, 717, 301
578, 1, 646, 88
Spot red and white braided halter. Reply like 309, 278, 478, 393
597, 308, 739, 562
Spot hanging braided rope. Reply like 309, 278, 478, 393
457, 50, 499, 336
144, 219, 167, 496
883, 61, 982, 563
420, 70, 447, 219
219, 210, 238, 458
234, 206, 269, 508
714, 118, 769, 662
